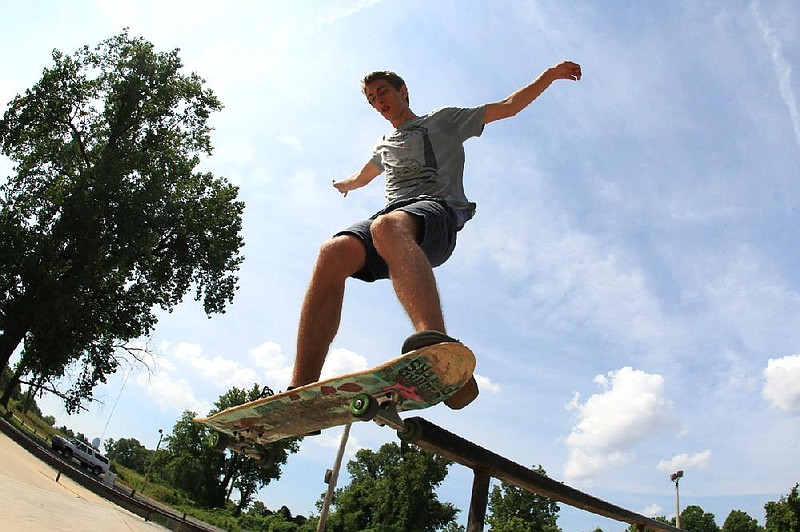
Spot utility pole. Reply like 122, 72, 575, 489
140, 428, 164, 496
318, 423, 352, 532
670, 470, 683, 528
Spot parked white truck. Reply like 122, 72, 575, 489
51, 435, 110, 476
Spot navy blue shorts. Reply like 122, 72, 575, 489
335, 197, 458, 282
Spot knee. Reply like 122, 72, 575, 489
314, 235, 365, 277
370, 212, 419, 253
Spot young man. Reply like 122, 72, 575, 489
290, 61, 582, 408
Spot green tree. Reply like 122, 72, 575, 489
765, 484, 799, 532
681, 505, 720, 532
722, 509, 764, 532
104, 437, 150, 472
0, 29, 244, 412
239, 502, 314, 532
163, 410, 227, 506
327, 442, 459, 531
625, 516, 671, 532
486, 466, 561, 532
163, 385, 299, 512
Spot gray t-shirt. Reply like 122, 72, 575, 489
370, 105, 486, 228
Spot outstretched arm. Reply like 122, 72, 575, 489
484, 61, 581, 124
333, 160, 382, 197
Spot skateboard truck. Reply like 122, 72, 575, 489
210, 431, 276, 467
349, 392, 424, 443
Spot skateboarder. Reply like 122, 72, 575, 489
290, 61, 582, 408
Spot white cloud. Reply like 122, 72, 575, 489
642, 504, 664, 518
720, 349, 761, 393
250, 341, 293, 387
564, 367, 678, 484
320, 348, 369, 380
288, 169, 325, 201
752, 0, 800, 147
475, 373, 501, 394
134, 370, 210, 416
695, 246, 800, 355
153, 353, 177, 374
656, 450, 713, 473
277, 134, 303, 151
472, 205, 669, 353
762, 354, 800, 414
173, 342, 259, 388
321, 0, 382, 26
306, 426, 365, 460
564, 447, 632, 486
173, 341, 202, 360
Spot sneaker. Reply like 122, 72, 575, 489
401, 330, 479, 409
401, 330, 460, 353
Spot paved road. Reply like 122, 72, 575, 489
0, 430, 167, 531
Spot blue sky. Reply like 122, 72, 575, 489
2, 1, 799, 530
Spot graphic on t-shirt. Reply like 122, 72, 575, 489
383, 124, 438, 194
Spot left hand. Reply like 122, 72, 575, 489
552, 61, 582, 81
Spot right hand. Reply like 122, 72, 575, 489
333, 179, 349, 197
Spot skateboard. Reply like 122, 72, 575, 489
194, 340, 475, 464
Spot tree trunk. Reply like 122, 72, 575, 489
0, 320, 27, 375
234, 490, 250, 516
224, 468, 239, 503
0, 367, 24, 408
21, 374, 44, 413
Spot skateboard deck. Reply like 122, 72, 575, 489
194, 341, 475, 459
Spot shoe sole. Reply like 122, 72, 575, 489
401, 330, 479, 410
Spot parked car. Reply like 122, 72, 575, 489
51, 435, 110, 476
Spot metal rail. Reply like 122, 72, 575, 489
404, 417, 680, 532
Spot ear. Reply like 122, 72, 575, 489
400, 84, 409, 104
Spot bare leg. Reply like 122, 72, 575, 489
373, 211, 478, 409
370, 211, 446, 333
291, 235, 366, 387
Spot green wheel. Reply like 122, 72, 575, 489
350, 393, 379, 420
397, 419, 423, 443
211, 432, 230, 453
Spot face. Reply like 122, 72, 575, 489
364, 79, 409, 122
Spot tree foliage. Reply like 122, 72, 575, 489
326, 441, 459, 531
239, 502, 314, 531
105, 436, 150, 473
486, 466, 561, 532
765, 484, 799, 532
624, 516, 671, 532
722, 509, 764, 532
162, 385, 299, 513
681, 505, 721, 532
0, 29, 244, 411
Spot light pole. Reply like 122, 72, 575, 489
140, 428, 164, 496
670, 470, 683, 529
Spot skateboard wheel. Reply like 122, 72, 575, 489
397, 418, 423, 443
350, 393, 379, 420
256, 445, 275, 468
211, 432, 230, 452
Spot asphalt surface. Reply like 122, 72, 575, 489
0, 429, 167, 531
